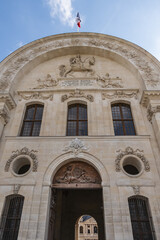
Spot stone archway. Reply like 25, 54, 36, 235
48, 161, 105, 240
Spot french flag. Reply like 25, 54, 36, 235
76, 12, 81, 28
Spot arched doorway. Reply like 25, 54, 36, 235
75, 215, 98, 240
48, 161, 105, 240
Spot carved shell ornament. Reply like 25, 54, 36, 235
63, 138, 89, 156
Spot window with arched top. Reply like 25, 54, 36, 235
79, 226, 83, 234
94, 226, 98, 234
20, 104, 44, 136
111, 103, 136, 135
0, 194, 24, 240
128, 196, 156, 240
67, 104, 88, 136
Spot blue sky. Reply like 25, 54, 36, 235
0, 0, 160, 62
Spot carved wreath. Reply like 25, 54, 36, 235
5, 147, 38, 172
115, 147, 150, 172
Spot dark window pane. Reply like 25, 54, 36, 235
128, 197, 155, 240
67, 104, 88, 136
25, 107, 35, 120
78, 121, 88, 136
112, 104, 136, 136
68, 106, 77, 120
113, 121, 124, 135
112, 106, 121, 119
21, 104, 43, 136
67, 121, 77, 136
21, 122, 32, 136
32, 122, 41, 136
121, 105, 132, 119
35, 106, 43, 120
79, 105, 87, 120
124, 121, 136, 135
0, 195, 24, 240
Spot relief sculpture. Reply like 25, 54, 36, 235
59, 55, 95, 77
53, 162, 101, 185
34, 74, 58, 89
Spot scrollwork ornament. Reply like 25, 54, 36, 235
5, 147, 38, 172
147, 104, 160, 123
115, 147, 150, 172
13, 184, 21, 194
132, 185, 140, 195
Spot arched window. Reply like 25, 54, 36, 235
94, 226, 98, 234
20, 104, 44, 136
79, 226, 83, 234
111, 103, 136, 135
67, 104, 88, 136
128, 196, 156, 240
0, 194, 24, 240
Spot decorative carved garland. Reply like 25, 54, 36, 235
61, 89, 94, 102
5, 147, 38, 172
115, 146, 150, 172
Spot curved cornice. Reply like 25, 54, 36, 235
0, 32, 160, 93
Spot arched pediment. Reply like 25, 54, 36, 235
0, 33, 160, 93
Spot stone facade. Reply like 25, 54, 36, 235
0, 32, 160, 239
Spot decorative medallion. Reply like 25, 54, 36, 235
53, 161, 101, 186
5, 147, 38, 172
115, 147, 150, 172
63, 138, 89, 156
61, 89, 94, 102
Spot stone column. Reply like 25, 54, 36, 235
102, 186, 115, 240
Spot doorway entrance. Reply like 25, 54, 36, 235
48, 161, 105, 240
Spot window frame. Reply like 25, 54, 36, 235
20, 104, 44, 136
111, 103, 136, 136
66, 103, 88, 136
128, 196, 156, 240
0, 194, 24, 240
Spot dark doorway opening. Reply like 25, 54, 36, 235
48, 188, 105, 240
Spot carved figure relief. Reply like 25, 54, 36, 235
61, 89, 94, 102
5, 147, 38, 172
53, 162, 101, 185
34, 74, 58, 89
115, 146, 150, 172
102, 90, 138, 100
97, 73, 123, 88
59, 55, 95, 77
18, 92, 53, 101
63, 138, 89, 156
